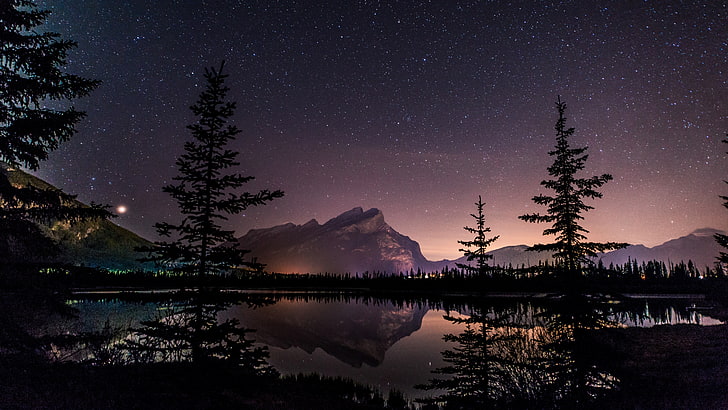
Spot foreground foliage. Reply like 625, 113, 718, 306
0, 0, 109, 268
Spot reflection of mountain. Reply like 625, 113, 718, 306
228, 299, 428, 367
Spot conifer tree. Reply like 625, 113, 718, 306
457, 195, 499, 277
519, 97, 626, 280
0, 0, 110, 364
143, 62, 283, 278
136, 63, 282, 367
715, 135, 728, 264
0, 0, 108, 266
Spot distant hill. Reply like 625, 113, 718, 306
443, 230, 724, 271
436, 245, 555, 271
595, 228, 725, 269
236, 207, 436, 274
3, 166, 152, 271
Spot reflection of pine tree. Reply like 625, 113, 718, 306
457, 196, 499, 278
418, 306, 516, 409
124, 291, 276, 376
538, 295, 620, 407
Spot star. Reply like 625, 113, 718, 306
35, 0, 728, 259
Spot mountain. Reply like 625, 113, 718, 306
447, 229, 724, 271
237, 207, 725, 274
236, 207, 435, 274
3, 166, 152, 271
236, 207, 552, 274
596, 228, 725, 269
436, 245, 555, 271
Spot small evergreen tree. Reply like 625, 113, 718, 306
715, 135, 728, 264
0, 0, 108, 267
142, 61, 283, 278
519, 97, 626, 280
0, 0, 100, 170
457, 195, 500, 277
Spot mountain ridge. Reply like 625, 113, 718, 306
236, 207, 434, 274
2, 166, 153, 271
595, 228, 725, 269
237, 207, 726, 274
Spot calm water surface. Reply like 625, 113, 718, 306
64, 293, 722, 400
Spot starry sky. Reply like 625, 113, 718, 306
34, 0, 727, 261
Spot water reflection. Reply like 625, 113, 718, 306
417, 302, 541, 408
225, 298, 427, 367
534, 295, 621, 408
415, 299, 602, 408
58, 293, 720, 403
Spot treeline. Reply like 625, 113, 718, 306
596, 258, 725, 280
25, 257, 728, 296
252, 257, 725, 285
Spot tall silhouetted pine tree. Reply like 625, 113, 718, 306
457, 195, 499, 277
136, 62, 283, 368
519, 97, 626, 280
143, 62, 283, 278
716, 135, 728, 264
0, 0, 108, 267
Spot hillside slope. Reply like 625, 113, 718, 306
3, 166, 152, 270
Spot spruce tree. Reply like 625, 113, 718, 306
137, 62, 283, 367
715, 135, 728, 264
519, 97, 626, 280
457, 195, 499, 277
143, 61, 283, 278
0, 0, 108, 267
0, 0, 99, 170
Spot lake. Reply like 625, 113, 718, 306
61, 292, 722, 403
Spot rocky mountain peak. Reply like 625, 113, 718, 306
323, 207, 383, 229
236, 207, 429, 274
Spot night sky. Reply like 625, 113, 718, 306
35, 0, 726, 260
